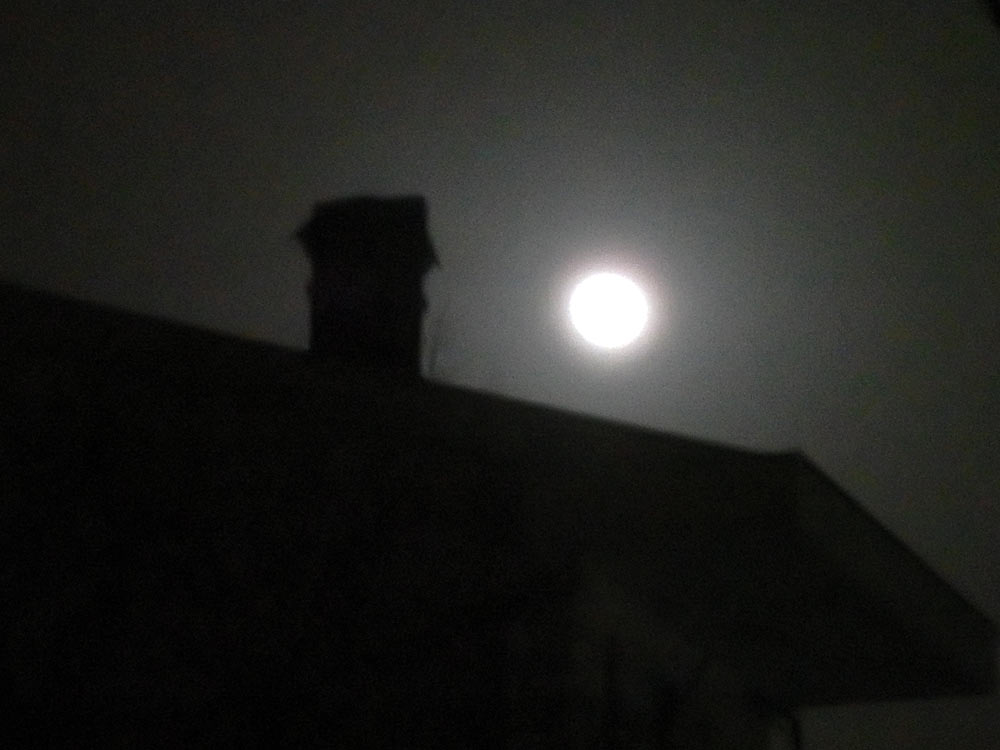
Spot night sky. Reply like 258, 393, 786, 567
3, 2, 998, 746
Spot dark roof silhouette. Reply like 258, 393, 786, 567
2, 281, 994, 746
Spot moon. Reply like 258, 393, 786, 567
568, 272, 649, 349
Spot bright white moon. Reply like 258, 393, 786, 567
569, 272, 649, 348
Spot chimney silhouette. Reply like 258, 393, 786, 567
297, 196, 438, 378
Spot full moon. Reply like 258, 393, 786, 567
569, 272, 649, 348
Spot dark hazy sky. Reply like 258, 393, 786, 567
3, 2, 998, 745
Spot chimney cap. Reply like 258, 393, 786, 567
296, 195, 438, 274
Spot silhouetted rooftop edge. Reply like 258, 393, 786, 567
2, 281, 995, 726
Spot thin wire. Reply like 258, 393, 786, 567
783, 710, 803, 750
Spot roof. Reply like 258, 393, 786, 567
2, 281, 995, 723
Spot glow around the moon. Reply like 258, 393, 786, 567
569, 272, 649, 348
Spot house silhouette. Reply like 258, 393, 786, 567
1, 198, 994, 747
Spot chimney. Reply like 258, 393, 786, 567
296, 196, 438, 378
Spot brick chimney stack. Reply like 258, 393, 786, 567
296, 196, 438, 378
